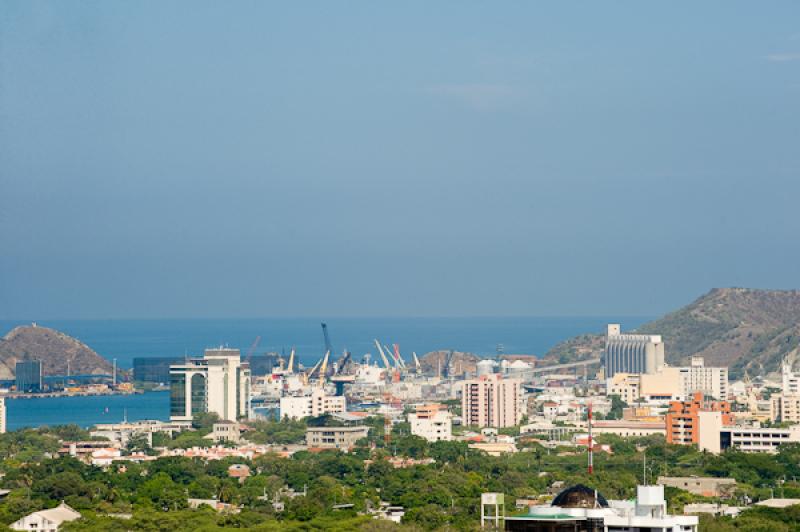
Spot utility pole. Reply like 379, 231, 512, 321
643, 449, 647, 485
587, 402, 593, 475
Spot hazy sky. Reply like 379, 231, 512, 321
1, 2, 799, 319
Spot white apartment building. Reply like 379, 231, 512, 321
462, 374, 522, 428
698, 411, 800, 454
0, 391, 6, 434
170, 348, 251, 422
783, 358, 800, 395
591, 420, 666, 438
90, 420, 191, 446
680, 357, 729, 400
279, 388, 346, 420
408, 404, 452, 442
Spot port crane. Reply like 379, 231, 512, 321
412, 352, 422, 372
321, 323, 334, 357
318, 350, 330, 386
442, 350, 455, 378
334, 350, 352, 375
384, 344, 400, 368
392, 344, 407, 369
286, 348, 295, 374
374, 340, 392, 369
245, 336, 261, 364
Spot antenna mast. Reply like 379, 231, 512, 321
587, 401, 594, 475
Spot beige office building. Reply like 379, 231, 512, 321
770, 394, 800, 423
679, 357, 729, 400
306, 426, 369, 450
462, 374, 522, 428
170, 348, 251, 422
607, 367, 682, 403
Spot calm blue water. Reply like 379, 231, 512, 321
6, 391, 170, 431
0, 317, 648, 369
0, 317, 650, 430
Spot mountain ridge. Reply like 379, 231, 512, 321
544, 288, 800, 378
0, 324, 113, 379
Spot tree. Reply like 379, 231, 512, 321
137, 472, 188, 511
192, 412, 221, 430
125, 432, 151, 455
402, 504, 449, 529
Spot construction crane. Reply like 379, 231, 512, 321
375, 340, 392, 369
245, 336, 261, 364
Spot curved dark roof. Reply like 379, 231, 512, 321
552, 484, 608, 508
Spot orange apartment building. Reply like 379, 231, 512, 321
666, 391, 732, 445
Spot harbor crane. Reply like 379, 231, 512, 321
412, 352, 422, 372
335, 350, 352, 375
317, 350, 330, 386
375, 340, 392, 369
393, 344, 407, 369
442, 350, 455, 378
286, 348, 295, 374
321, 323, 334, 359
245, 336, 261, 364
303, 353, 325, 385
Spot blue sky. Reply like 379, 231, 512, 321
1, 2, 799, 319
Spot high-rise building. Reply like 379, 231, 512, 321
461, 374, 522, 428
15, 360, 42, 393
666, 391, 731, 446
169, 348, 251, 422
679, 357, 729, 400
604, 324, 664, 379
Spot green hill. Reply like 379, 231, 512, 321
545, 288, 800, 378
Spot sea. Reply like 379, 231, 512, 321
0, 316, 648, 430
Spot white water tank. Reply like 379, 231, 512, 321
477, 360, 497, 377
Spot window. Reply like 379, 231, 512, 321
191, 373, 207, 415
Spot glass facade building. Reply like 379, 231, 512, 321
16, 360, 42, 393
134, 357, 184, 383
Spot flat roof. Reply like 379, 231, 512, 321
506, 514, 586, 521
